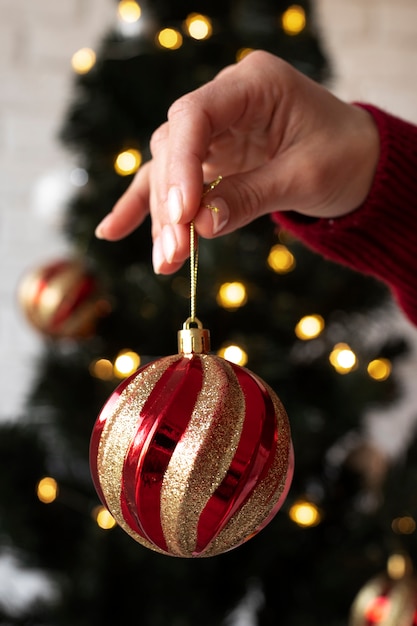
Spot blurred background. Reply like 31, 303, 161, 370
2, 0, 417, 624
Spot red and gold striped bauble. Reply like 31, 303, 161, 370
18, 258, 109, 339
349, 572, 417, 626
90, 321, 294, 557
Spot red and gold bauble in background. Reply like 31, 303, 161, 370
90, 319, 294, 558
18, 258, 110, 339
349, 571, 417, 626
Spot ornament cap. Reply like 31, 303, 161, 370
178, 317, 210, 355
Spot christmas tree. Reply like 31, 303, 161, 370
5, 1, 417, 624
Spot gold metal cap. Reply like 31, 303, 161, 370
178, 317, 211, 355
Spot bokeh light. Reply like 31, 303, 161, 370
267, 244, 296, 273
185, 13, 213, 40
114, 350, 140, 378
217, 344, 248, 366
282, 5, 306, 35
367, 358, 392, 381
37, 477, 59, 504
295, 314, 325, 340
71, 48, 96, 74
289, 500, 321, 527
114, 149, 142, 176
117, 0, 141, 23
89, 358, 114, 380
93, 506, 117, 530
392, 516, 416, 535
157, 28, 183, 50
216, 282, 247, 309
329, 343, 357, 374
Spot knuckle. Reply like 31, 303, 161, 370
149, 123, 168, 155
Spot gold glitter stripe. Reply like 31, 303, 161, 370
202, 380, 292, 557
96, 354, 181, 552
160, 355, 246, 557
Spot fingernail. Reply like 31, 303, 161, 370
95, 214, 112, 239
168, 186, 184, 224
207, 197, 229, 234
161, 224, 177, 263
152, 236, 164, 274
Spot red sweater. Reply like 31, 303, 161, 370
273, 105, 417, 326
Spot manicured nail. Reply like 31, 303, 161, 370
167, 186, 184, 224
152, 236, 164, 274
95, 214, 112, 239
161, 224, 178, 263
207, 197, 229, 234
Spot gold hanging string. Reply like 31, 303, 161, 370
189, 176, 223, 322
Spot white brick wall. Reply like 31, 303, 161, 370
1, 0, 417, 419
0, 0, 114, 419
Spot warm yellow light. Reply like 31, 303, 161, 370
282, 5, 306, 35
71, 48, 96, 74
329, 343, 357, 374
216, 282, 247, 309
185, 13, 213, 40
89, 358, 114, 380
367, 358, 392, 381
37, 477, 59, 504
114, 350, 141, 378
236, 48, 254, 62
267, 244, 296, 274
387, 553, 412, 580
289, 500, 321, 527
93, 506, 117, 530
118, 0, 141, 23
114, 149, 142, 176
218, 345, 248, 367
157, 28, 183, 50
295, 314, 325, 340
392, 516, 416, 535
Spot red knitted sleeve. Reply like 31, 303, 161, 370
273, 105, 417, 325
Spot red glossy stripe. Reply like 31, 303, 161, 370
122, 356, 204, 550
89, 363, 154, 509
195, 364, 277, 554
50, 275, 96, 331
32, 261, 69, 309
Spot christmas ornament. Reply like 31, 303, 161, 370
90, 182, 294, 557
18, 258, 109, 339
349, 571, 417, 626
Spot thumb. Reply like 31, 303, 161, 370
193, 170, 277, 239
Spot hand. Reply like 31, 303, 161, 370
95, 50, 380, 274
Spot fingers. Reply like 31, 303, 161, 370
95, 162, 151, 241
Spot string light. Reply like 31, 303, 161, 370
93, 505, 117, 530
114, 148, 142, 176
117, 0, 141, 23
37, 477, 59, 504
329, 343, 357, 374
89, 358, 114, 380
289, 499, 321, 527
157, 28, 183, 50
217, 344, 248, 366
267, 244, 296, 274
281, 5, 306, 35
216, 282, 247, 310
71, 48, 96, 74
295, 314, 325, 340
367, 358, 392, 381
184, 13, 213, 40
236, 48, 254, 62
114, 350, 140, 378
